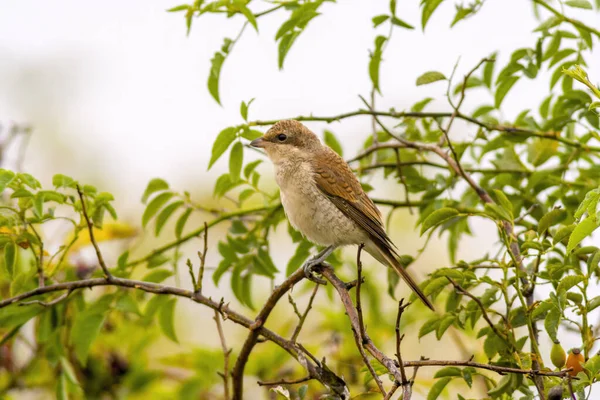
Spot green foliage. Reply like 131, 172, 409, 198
3, 1, 600, 399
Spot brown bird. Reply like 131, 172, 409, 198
250, 120, 434, 310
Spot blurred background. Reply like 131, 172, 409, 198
1, 0, 599, 398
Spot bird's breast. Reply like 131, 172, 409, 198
274, 160, 365, 246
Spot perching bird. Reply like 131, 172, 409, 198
250, 120, 434, 310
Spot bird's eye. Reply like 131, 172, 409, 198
277, 134, 287, 142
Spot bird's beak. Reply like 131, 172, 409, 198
250, 137, 266, 148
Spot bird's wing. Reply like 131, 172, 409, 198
311, 147, 397, 252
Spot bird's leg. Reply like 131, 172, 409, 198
303, 245, 336, 284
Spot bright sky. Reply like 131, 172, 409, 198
2, 0, 596, 207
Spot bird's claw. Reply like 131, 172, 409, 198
303, 259, 328, 285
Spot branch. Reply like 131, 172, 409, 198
446, 278, 513, 351
354, 245, 386, 396
127, 205, 279, 268
231, 267, 308, 400
402, 359, 570, 377
76, 185, 113, 280
196, 222, 208, 293
257, 376, 313, 387
214, 309, 231, 400
0, 273, 350, 398
533, 0, 600, 39
318, 265, 405, 384
291, 284, 319, 342
248, 109, 600, 152
395, 300, 411, 399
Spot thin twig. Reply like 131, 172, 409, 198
291, 284, 319, 342
197, 222, 208, 293
395, 300, 411, 399
257, 376, 312, 386
19, 291, 70, 307
354, 246, 386, 396
28, 224, 46, 287
446, 277, 513, 350
214, 309, 231, 400
76, 185, 113, 280
1, 272, 350, 397
186, 258, 197, 290
231, 267, 308, 400
393, 149, 413, 214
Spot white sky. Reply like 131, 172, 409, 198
2, 0, 597, 207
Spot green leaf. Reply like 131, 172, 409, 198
244, 160, 262, 179
567, 217, 599, 253
209, 127, 238, 169
419, 317, 439, 338
240, 98, 254, 121
167, 5, 189, 12
554, 224, 575, 245
4, 242, 16, 278
237, 3, 258, 31
423, 277, 449, 296
208, 46, 228, 104
56, 372, 67, 400
229, 142, 244, 183
372, 14, 389, 27
155, 201, 184, 236
494, 76, 519, 108
142, 178, 169, 203
427, 377, 451, 400
369, 36, 387, 93
159, 298, 178, 343
175, 208, 193, 238
492, 189, 513, 217
484, 203, 512, 222
574, 189, 600, 219
143, 268, 173, 283
278, 31, 300, 69
142, 192, 174, 228
416, 71, 447, 86
557, 275, 585, 295
391, 17, 414, 29
538, 209, 567, 235
240, 128, 262, 140
323, 130, 343, 156
52, 173, 75, 189
534, 16, 562, 32
483, 55, 496, 88
286, 241, 312, 276
544, 308, 561, 343
421, 208, 459, 235
565, 0, 593, 9
434, 367, 462, 378
60, 357, 79, 384
451, 6, 473, 27
528, 138, 558, 167
70, 311, 106, 364
421, 0, 445, 30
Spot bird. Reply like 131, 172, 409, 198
250, 120, 434, 311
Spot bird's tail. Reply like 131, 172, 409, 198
365, 241, 435, 311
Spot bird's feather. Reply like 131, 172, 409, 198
311, 147, 434, 311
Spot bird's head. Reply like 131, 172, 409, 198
250, 120, 321, 163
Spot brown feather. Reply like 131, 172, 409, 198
311, 147, 434, 311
